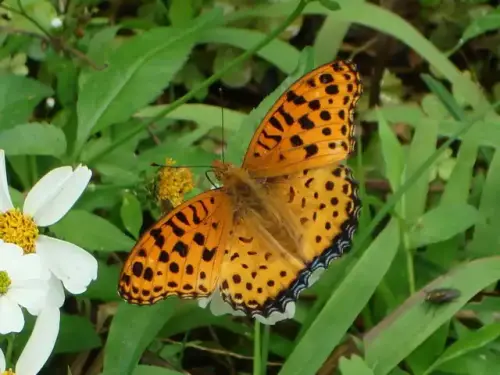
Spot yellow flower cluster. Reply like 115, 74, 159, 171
156, 158, 194, 207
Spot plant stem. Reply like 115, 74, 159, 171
85, 0, 309, 165
261, 325, 270, 375
253, 321, 262, 375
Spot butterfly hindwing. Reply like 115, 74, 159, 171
118, 190, 232, 304
218, 164, 360, 317
242, 60, 362, 178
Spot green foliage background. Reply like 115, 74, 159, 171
2, 0, 500, 374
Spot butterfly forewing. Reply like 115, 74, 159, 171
118, 190, 232, 304
242, 60, 362, 178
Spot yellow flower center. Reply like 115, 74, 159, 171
156, 158, 194, 207
2, 369, 15, 375
0, 209, 39, 254
0, 271, 11, 295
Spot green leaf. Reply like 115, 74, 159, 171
82, 261, 121, 301
120, 191, 143, 239
0, 75, 53, 129
199, 27, 300, 75
377, 108, 404, 191
226, 48, 314, 165
425, 322, 500, 374
3, 0, 58, 35
133, 365, 183, 375
458, 9, 500, 48
403, 119, 438, 223
278, 219, 400, 375
364, 256, 500, 375
409, 203, 481, 248
50, 209, 135, 252
75, 9, 223, 154
0, 123, 66, 156
339, 355, 375, 375
168, 0, 194, 27
103, 300, 178, 375
54, 314, 102, 354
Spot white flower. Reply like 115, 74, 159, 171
0, 305, 60, 374
0, 243, 49, 334
50, 17, 63, 29
0, 150, 97, 311
45, 97, 55, 108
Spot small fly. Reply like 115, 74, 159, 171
425, 288, 461, 305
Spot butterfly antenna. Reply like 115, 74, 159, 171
150, 162, 211, 169
205, 169, 218, 189
219, 86, 226, 163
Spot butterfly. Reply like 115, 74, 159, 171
118, 60, 363, 322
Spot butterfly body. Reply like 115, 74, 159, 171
118, 60, 363, 321
213, 159, 306, 267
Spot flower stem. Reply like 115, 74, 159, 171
260, 325, 270, 375
85, 0, 309, 165
253, 321, 262, 375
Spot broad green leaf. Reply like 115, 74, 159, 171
75, 9, 222, 154
364, 256, 500, 375
55, 314, 102, 354
340, 355, 375, 375
103, 300, 178, 375
0, 75, 53, 129
425, 322, 500, 374
79, 25, 121, 89
279, 219, 400, 375
0, 123, 66, 156
133, 365, 183, 375
82, 261, 121, 301
120, 191, 143, 239
50, 209, 135, 252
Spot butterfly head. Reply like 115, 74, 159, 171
212, 159, 238, 183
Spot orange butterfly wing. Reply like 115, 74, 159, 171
118, 190, 231, 304
218, 164, 360, 318
242, 60, 362, 178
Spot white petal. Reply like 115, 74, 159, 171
25, 276, 65, 316
0, 348, 5, 372
9, 279, 48, 310
36, 235, 97, 293
0, 242, 23, 272
8, 253, 48, 282
23, 166, 72, 218
24, 165, 92, 226
16, 305, 60, 375
0, 150, 14, 212
0, 296, 24, 334
46, 275, 65, 308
